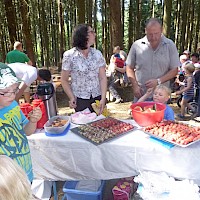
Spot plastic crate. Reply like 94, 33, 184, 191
62, 180, 105, 200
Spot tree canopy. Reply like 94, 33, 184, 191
1, 0, 200, 68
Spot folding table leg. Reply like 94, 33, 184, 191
52, 181, 58, 200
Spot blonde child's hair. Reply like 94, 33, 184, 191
155, 84, 171, 97
0, 155, 35, 200
184, 63, 195, 73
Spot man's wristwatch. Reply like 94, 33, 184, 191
157, 78, 161, 85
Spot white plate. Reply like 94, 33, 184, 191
71, 112, 97, 125
71, 118, 96, 125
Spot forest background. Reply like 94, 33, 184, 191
0, 0, 200, 69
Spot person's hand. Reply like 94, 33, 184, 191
171, 92, 176, 96
133, 84, 143, 99
175, 78, 178, 83
69, 97, 77, 109
175, 91, 181, 95
114, 64, 118, 70
145, 79, 158, 89
98, 98, 106, 115
29, 107, 42, 123
175, 78, 181, 84
146, 87, 154, 96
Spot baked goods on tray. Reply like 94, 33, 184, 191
71, 117, 135, 145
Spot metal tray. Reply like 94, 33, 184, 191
70, 117, 136, 145
145, 131, 200, 147
144, 121, 200, 147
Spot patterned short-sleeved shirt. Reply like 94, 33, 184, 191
0, 101, 33, 182
62, 47, 106, 99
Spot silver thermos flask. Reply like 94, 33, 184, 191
36, 83, 58, 119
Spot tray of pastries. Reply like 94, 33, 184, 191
70, 117, 136, 145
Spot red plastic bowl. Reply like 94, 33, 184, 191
130, 102, 166, 127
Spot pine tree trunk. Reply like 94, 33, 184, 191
194, 0, 200, 51
93, 0, 98, 48
180, 0, 187, 52
4, 0, 17, 45
77, 0, 85, 24
128, 0, 134, 50
58, 0, 65, 70
40, 0, 50, 67
187, 0, 194, 51
174, 0, 181, 49
163, 0, 172, 37
19, 0, 35, 65
135, 0, 142, 40
108, 0, 123, 48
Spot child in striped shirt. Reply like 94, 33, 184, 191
176, 63, 195, 118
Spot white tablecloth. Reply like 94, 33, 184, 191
28, 120, 200, 185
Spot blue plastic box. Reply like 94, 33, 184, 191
62, 180, 105, 200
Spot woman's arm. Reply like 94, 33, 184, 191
15, 82, 28, 102
61, 70, 77, 108
98, 66, 107, 114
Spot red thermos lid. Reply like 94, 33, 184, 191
32, 99, 48, 128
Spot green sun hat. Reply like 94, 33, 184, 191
0, 62, 21, 89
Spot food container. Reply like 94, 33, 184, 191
130, 102, 166, 127
44, 115, 70, 134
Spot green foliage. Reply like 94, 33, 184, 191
1, 0, 199, 67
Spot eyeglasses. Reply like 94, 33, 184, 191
88, 30, 95, 34
0, 87, 19, 97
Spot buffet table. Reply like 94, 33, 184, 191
28, 119, 200, 185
